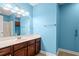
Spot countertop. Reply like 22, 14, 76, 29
0, 34, 41, 49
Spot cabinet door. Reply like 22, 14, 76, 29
0, 47, 11, 56
14, 48, 25, 56
36, 42, 40, 54
28, 44, 35, 56
25, 47, 28, 56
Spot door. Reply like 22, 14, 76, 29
74, 24, 79, 52
0, 15, 3, 37
3, 21, 13, 37
71, 19, 79, 52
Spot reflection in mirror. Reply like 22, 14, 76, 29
0, 3, 32, 37
15, 17, 20, 36
3, 20, 13, 37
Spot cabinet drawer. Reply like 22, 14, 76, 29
36, 38, 41, 42
14, 42, 25, 51
28, 40, 35, 45
0, 47, 11, 56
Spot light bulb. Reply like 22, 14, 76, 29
3, 7, 10, 10
17, 11, 22, 14
20, 9, 24, 13
11, 9, 16, 13
14, 7, 19, 11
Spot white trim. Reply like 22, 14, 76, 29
57, 48, 79, 56
56, 48, 60, 55
40, 50, 56, 56
10, 21, 14, 36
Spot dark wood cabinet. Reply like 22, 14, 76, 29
36, 42, 40, 54
13, 42, 27, 56
13, 42, 28, 56
13, 42, 25, 51
28, 44, 35, 56
27, 39, 36, 56
25, 47, 28, 56
0, 38, 41, 56
0, 46, 11, 56
35, 38, 41, 54
14, 48, 25, 56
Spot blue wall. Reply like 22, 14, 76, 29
33, 3, 57, 53
59, 4, 79, 51
57, 5, 61, 50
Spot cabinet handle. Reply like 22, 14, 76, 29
75, 29, 78, 37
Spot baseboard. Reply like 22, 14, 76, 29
57, 48, 79, 56
40, 50, 56, 56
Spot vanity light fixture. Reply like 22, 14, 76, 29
17, 11, 22, 15
14, 7, 20, 11
20, 9, 24, 13
14, 7, 23, 15
2, 4, 30, 17
3, 4, 12, 10
11, 10, 16, 13
21, 11, 30, 16
3, 7, 10, 10
17, 9, 25, 15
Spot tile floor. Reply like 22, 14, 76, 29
36, 53, 46, 56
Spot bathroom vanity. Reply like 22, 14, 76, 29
0, 34, 41, 56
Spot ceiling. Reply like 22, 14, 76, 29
29, 3, 39, 6
29, 3, 65, 6
0, 3, 64, 16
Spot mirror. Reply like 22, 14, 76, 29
0, 4, 32, 37
0, 14, 21, 37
